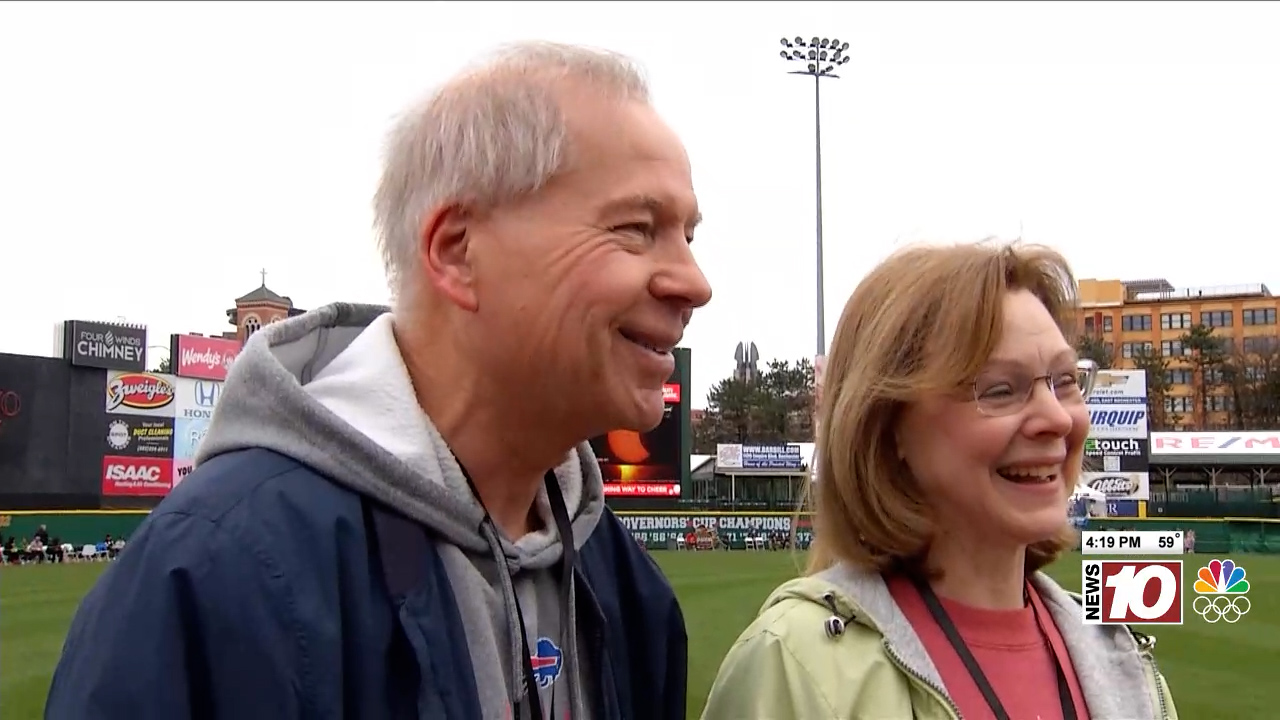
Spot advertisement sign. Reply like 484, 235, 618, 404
1087, 370, 1148, 405
1085, 437, 1149, 473
170, 334, 241, 381
104, 416, 175, 458
716, 444, 805, 471
0, 388, 21, 436
101, 455, 173, 496
172, 417, 211, 486
1151, 432, 1280, 456
590, 381, 682, 498
0, 380, 31, 478
1081, 471, 1150, 501
173, 377, 222, 421
1108, 500, 1140, 517
105, 371, 176, 418
1087, 404, 1149, 439
63, 320, 147, 372
616, 513, 811, 548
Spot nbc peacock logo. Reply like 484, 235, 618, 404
1191, 559, 1251, 624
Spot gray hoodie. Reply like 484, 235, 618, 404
195, 302, 606, 720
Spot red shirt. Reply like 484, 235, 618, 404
886, 575, 1091, 720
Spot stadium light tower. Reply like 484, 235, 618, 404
780, 36, 850, 357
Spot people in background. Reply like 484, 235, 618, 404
703, 241, 1178, 720
48, 40, 705, 720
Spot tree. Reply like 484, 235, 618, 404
1075, 334, 1114, 370
1130, 347, 1180, 430
1180, 324, 1226, 428
693, 358, 816, 453
1222, 340, 1280, 429
155, 356, 172, 374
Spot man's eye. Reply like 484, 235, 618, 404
612, 223, 653, 236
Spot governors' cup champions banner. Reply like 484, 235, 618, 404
1083, 369, 1150, 501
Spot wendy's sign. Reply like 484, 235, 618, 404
169, 334, 241, 381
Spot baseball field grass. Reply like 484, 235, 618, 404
2, 552, 1276, 719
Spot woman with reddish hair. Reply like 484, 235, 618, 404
703, 241, 1178, 720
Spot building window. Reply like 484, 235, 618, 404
1204, 367, 1226, 385
1160, 340, 1188, 357
1165, 396, 1194, 413
1242, 308, 1277, 326
1245, 366, 1268, 382
1121, 314, 1152, 332
1208, 394, 1233, 413
1160, 312, 1193, 330
1200, 310, 1233, 328
1084, 317, 1094, 334
1243, 336, 1279, 355
1102, 315, 1113, 333
1122, 341, 1154, 358
1219, 337, 1235, 354
1164, 368, 1193, 385
244, 315, 262, 338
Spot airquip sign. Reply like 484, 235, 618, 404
1084, 369, 1149, 501
1087, 406, 1149, 439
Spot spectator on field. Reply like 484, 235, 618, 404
24, 536, 45, 564
703, 242, 1178, 720
48, 40, 706, 720
48, 535, 65, 563
34, 524, 50, 546
1184, 529, 1196, 553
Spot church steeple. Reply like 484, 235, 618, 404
223, 271, 305, 343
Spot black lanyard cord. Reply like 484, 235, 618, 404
459, 463, 576, 720
910, 576, 1078, 720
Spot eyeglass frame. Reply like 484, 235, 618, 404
969, 358, 1100, 417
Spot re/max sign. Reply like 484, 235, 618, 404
1151, 432, 1280, 455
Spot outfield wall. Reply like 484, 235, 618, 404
0, 510, 147, 545
4, 509, 1279, 554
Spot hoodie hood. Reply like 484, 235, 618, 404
196, 302, 606, 566
198, 302, 607, 717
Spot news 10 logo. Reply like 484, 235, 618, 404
1081, 560, 1183, 625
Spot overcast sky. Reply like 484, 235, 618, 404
4, 1, 1280, 407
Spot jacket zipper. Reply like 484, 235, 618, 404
576, 569, 616, 720
1132, 632, 1171, 720
882, 640, 964, 720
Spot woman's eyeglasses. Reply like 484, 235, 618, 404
971, 359, 1099, 417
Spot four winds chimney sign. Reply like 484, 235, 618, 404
63, 320, 147, 372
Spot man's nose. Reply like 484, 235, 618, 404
653, 242, 713, 311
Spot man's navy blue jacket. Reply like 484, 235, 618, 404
45, 449, 688, 719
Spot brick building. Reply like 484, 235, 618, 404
221, 282, 306, 344
1077, 277, 1280, 429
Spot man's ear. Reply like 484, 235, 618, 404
418, 204, 479, 312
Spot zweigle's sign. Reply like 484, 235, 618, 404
616, 513, 812, 548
